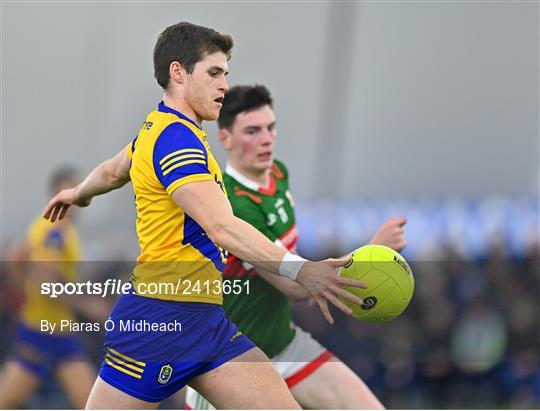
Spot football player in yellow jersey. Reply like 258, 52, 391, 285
43, 22, 367, 409
0, 168, 96, 409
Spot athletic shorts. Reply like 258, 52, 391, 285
185, 326, 334, 409
10, 322, 86, 378
98, 291, 255, 403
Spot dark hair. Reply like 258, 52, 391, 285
217, 84, 273, 129
153, 22, 234, 89
49, 166, 77, 193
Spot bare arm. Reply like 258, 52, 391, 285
173, 181, 286, 272
172, 181, 367, 323
258, 217, 407, 302
43, 146, 131, 222
256, 268, 310, 301
4, 239, 31, 262
3, 240, 31, 293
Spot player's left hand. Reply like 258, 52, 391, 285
370, 216, 407, 251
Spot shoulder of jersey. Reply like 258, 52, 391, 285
142, 110, 203, 139
226, 182, 263, 205
225, 160, 288, 205
29, 215, 57, 234
223, 172, 262, 205
271, 159, 288, 181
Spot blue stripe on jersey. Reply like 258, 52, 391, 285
182, 215, 225, 273
153, 123, 210, 190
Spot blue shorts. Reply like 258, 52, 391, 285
98, 292, 255, 403
10, 322, 86, 378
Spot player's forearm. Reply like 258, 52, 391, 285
77, 158, 130, 202
256, 269, 310, 301
172, 180, 303, 278
208, 216, 288, 275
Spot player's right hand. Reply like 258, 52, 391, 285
43, 186, 91, 222
370, 216, 407, 251
296, 257, 367, 324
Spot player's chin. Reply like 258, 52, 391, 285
256, 158, 274, 169
203, 108, 220, 121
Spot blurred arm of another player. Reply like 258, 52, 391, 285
369, 216, 407, 252
3, 240, 31, 293
172, 181, 366, 324
43, 146, 131, 222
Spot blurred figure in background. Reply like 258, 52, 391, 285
0, 168, 96, 409
186, 84, 407, 409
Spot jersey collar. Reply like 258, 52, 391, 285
158, 101, 202, 130
225, 163, 276, 195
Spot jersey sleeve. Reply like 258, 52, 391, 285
152, 123, 213, 195
272, 159, 289, 181
126, 136, 137, 160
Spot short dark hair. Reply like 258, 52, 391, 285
49, 166, 77, 193
217, 84, 273, 129
153, 22, 234, 89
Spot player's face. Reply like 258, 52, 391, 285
184, 52, 229, 123
226, 105, 276, 173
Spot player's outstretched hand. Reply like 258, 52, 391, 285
43, 187, 91, 222
296, 256, 367, 324
370, 216, 407, 251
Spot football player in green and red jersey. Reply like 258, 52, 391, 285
186, 85, 407, 409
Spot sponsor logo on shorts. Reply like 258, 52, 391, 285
229, 331, 242, 342
157, 364, 173, 384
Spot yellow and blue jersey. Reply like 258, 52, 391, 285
20, 217, 80, 331
127, 102, 227, 304
98, 103, 255, 401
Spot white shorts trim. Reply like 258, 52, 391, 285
272, 325, 327, 379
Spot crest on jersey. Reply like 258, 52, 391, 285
157, 364, 173, 384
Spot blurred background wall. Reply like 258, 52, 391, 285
2, 1, 538, 258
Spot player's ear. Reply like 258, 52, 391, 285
169, 61, 186, 85
218, 128, 232, 150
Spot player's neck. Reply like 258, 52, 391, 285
163, 93, 202, 127
228, 162, 271, 189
